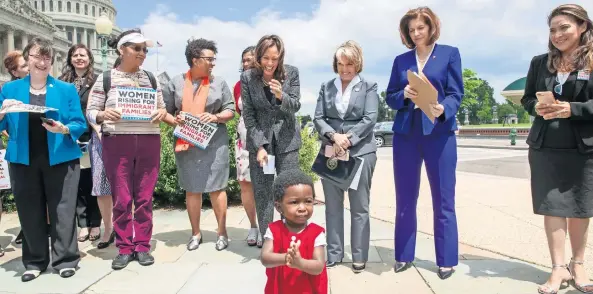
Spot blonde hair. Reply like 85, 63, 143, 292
333, 40, 364, 73
547, 4, 593, 72
399, 6, 441, 49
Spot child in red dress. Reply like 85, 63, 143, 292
260, 169, 328, 294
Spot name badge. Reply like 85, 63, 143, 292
577, 70, 590, 81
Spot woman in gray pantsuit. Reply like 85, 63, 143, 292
163, 38, 235, 251
313, 40, 379, 273
241, 35, 302, 247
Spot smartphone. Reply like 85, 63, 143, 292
536, 91, 556, 104
40, 117, 55, 126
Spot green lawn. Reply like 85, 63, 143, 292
460, 123, 532, 128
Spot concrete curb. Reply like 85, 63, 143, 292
457, 144, 528, 150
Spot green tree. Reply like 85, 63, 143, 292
458, 69, 496, 125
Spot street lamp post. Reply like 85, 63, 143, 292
93, 11, 115, 71
491, 105, 498, 124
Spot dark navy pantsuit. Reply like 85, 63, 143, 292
393, 109, 458, 267
385, 44, 464, 268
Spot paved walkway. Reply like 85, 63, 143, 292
1, 146, 590, 293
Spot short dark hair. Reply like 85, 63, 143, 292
273, 169, 315, 202
23, 37, 55, 65
239, 45, 255, 72
185, 38, 218, 68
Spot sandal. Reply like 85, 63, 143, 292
569, 258, 593, 293
215, 236, 229, 251
538, 264, 572, 294
89, 227, 101, 242
14, 230, 23, 244
246, 228, 258, 247
256, 232, 263, 248
0, 246, 4, 257
77, 229, 89, 242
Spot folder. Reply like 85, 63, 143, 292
407, 70, 438, 123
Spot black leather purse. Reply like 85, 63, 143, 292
311, 151, 363, 191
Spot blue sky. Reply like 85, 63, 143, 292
110, 0, 593, 116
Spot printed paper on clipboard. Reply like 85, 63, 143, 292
407, 70, 438, 123
173, 112, 218, 149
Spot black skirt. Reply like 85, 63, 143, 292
529, 148, 593, 218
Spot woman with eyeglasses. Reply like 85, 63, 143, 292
521, 4, 593, 294
87, 29, 174, 270
163, 38, 235, 251
0, 37, 86, 282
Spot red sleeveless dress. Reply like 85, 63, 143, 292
265, 220, 328, 294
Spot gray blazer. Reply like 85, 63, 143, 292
314, 76, 379, 157
241, 64, 302, 154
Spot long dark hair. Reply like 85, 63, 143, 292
547, 4, 593, 72
254, 35, 286, 81
59, 44, 95, 83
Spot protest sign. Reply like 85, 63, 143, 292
0, 104, 57, 114
173, 112, 218, 149
0, 150, 11, 190
115, 87, 157, 121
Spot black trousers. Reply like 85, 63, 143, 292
10, 157, 81, 271
76, 168, 101, 228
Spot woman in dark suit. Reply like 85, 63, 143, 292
58, 44, 105, 244
386, 6, 463, 280
313, 40, 378, 273
0, 37, 86, 282
241, 34, 301, 246
521, 4, 593, 294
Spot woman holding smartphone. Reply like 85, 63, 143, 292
521, 4, 593, 294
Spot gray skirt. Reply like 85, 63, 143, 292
174, 128, 230, 193
529, 148, 593, 218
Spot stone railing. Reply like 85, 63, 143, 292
458, 127, 530, 137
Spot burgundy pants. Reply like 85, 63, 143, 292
102, 134, 161, 254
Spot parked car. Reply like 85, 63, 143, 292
374, 121, 394, 147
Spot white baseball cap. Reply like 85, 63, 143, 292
117, 32, 154, 48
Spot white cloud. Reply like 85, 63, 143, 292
136, 0, 593, 116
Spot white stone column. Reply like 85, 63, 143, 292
20, 33, 29, 49
92, 30, 97, 50
7, 28, 15, 52
73, 26, 78, 44
82, 28, 88, 46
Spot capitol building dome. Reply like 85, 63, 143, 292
0, 0, 122, 84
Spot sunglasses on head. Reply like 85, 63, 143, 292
124, 43, 148, 53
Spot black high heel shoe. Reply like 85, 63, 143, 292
394, 261, 413, 273
438, 267, 455, 280
97, 231, 115, 249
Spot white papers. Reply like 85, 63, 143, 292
0, 103, 57, 114
263, 155, 276, 175
349, 157, 364, 190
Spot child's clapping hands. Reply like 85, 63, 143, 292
285, 237, 303, 269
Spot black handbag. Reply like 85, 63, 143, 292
311, 151, 363, 191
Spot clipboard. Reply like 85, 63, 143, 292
407, 70, 438, 123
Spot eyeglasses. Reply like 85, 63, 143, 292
199, 57, 216, 63
126, 44, 148, 53
29, 54, 52, 63
554, 75, 565, 95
